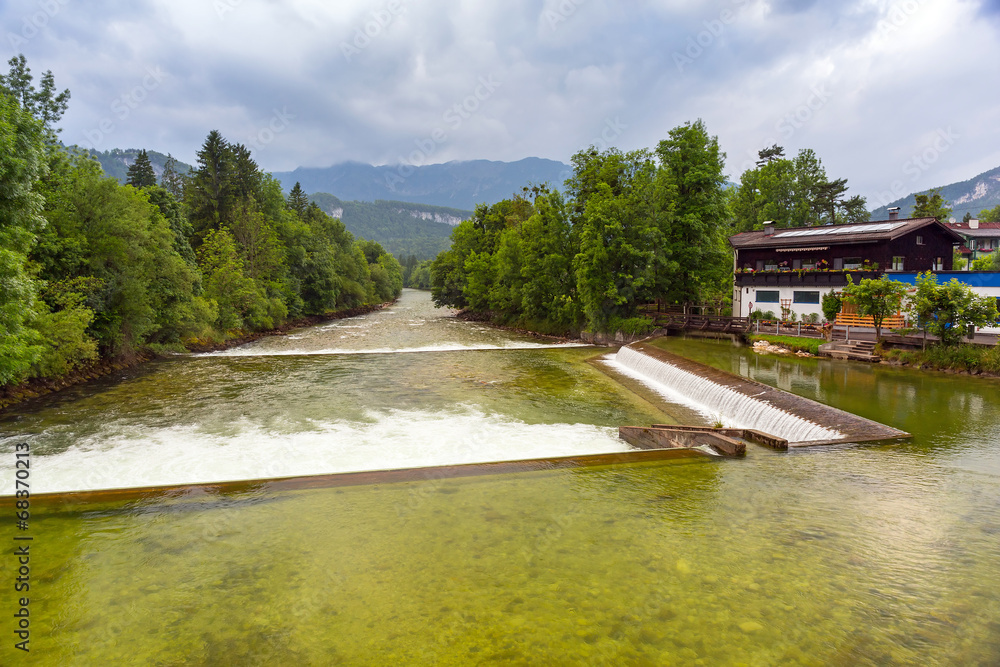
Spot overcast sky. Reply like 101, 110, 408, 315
5, 0, 999, 208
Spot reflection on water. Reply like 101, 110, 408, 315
1, 299, 999, 664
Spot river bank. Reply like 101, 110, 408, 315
0, 302, 391, 412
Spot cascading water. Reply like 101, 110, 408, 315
609, 346, 843, 442
0, 290, 651, 496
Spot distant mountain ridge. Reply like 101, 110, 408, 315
871, 164, 1000, 221
309, 193, 472, 260
274, 157, 573, 211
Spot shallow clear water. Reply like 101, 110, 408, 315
2, 297, 999, 665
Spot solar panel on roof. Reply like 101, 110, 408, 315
769, 221, 910, 239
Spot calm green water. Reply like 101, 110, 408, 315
2, 294, 1000, 665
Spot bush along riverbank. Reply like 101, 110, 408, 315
878, 343, 1000, 376
0, 302, 390, 412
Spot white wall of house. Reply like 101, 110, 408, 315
738, 285, 830, 321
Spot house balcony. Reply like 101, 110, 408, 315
734, 270, 881, 288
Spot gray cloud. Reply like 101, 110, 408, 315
3, 0, 998, 208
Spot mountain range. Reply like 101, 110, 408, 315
273, 157, 573, 211
869, 164, 1000, 221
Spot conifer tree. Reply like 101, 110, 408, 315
287, 182, 309, 218
160, 153, 184, 197
126, 149, 157, 189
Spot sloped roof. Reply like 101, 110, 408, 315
729, 217, 963, 249
947, 221, 1000, 238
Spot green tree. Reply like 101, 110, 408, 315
160, 153, 185, 198
197, 227, 271, 331
0, 92, 47, 384
34, 157, 208, 354
0, 54, 70, 140
126, 149, 157, 189
287, 182, 309, 218
977, 204, 1000, 223
655, 119, 729, 305
842, 274, 908, 340
910, 272, 999, 346
185, 130, 233, 240
821, 290, 843, 324
912, 188, 951, 222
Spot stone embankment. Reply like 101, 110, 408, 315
752, 340, 815, 357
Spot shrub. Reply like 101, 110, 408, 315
608, 316, 656, 336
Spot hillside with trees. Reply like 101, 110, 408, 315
308, 193, 471, 260
85, 146, 193, 184
273, 157, 572, 211
0, 55, 401, 393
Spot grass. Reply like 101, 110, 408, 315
879, 343, 1000, 374
749, 334, 822, 356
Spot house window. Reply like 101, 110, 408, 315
756, 260, 764, 271
793, 291, 820, 304
792, 259, 802, 270
843, 257, 863, 270
756, 291, 780, 303
802, 258, 817, 269
892, 256, 905, 271
934, 257, 944, 271
916, 235, 924, 245
833, 258, 844, 270
764, 260, 778, 271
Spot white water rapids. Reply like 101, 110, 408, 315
607, 346, 843, 442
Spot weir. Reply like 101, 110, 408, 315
612, 342, 911, 448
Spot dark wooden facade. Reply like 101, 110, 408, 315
734, 224, 956, 274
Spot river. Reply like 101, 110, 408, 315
1, 289, 998, 664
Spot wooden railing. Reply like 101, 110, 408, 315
648, 313, 752, 333
834, 313, 905, 328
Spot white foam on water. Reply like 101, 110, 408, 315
195, 342, 590, 358
0, 409, 632, 495
607, 347, 842, 442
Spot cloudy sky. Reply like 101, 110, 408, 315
5, 0, 999, 207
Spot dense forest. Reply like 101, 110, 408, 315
0, 56, 402, 390
430, 121, 734, 335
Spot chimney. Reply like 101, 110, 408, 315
970, 219, 980, 230
888, 207, 900, 221
763, 221, 775, 236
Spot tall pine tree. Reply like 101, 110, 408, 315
287, 182, 309, 218
126, 149, 157, 189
